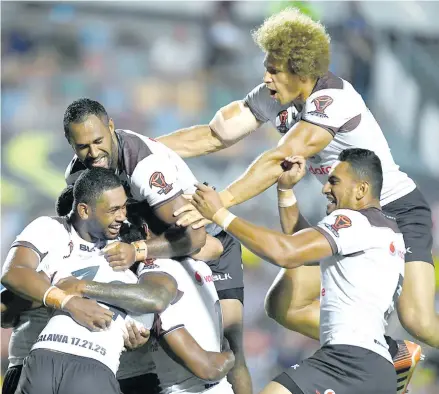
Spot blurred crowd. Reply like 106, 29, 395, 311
1, 1, 438, 392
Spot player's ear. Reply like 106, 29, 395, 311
77, 203, 90, 220
108, 118, 115, 135
356, 181, 369, 200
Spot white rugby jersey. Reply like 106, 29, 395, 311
245, 73, 416, 206
11, 215, 142, 375
121, 257, 226, 393
65, 129, 221, 236
314, 208, 405, 362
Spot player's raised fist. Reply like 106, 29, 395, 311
278, 156, 307, 189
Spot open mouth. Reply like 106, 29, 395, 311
268, 88, 277, 98
90, 156, 108, 168
108, 224, 122, 233
326, 194, 337, 210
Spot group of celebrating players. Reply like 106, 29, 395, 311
2, 8, 438, 394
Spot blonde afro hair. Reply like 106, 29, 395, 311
252, 8, 330, 79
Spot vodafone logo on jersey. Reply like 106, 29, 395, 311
194, 271, 214, 286
308, 165, 332, 175
389, 242, 405, 260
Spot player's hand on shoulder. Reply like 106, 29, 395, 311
278, 156, 307, 189
56, 276, 85, 296
63, 297, 114, 332
101, 241, 136, 271
123, 319, 150, 351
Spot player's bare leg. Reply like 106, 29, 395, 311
397, 261, 439, 348
221, 299, 253, 394
265, 265, 321, 340
259, 381, 293, 394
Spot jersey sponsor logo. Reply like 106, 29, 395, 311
79, 244, 98, 253
63, 241, 74, 259
194, 271, 213, 285
321, 287, 326, 297
308, 95, 333, 118
308, 165, 332, 175
149, 172, 173, 195
212, 273, 232, 282
389, 242, 405, 259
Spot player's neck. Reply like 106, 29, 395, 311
71, 215, 98, 243
301, 77, 318, 101
355, 200, 381, 211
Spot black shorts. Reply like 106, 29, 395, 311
2, 365, 22, 394
273, 345, 396, 394
208, 231, 244, 304
383, 188, 433, 265
16, 349, 121, 394
118, 373, 160, 394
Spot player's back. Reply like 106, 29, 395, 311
138, 258, 223, 393
315, 208, 405, 362
33, 225, 140, 375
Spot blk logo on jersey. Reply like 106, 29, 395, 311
149, 172, 173, 195
308, 95, 333, 118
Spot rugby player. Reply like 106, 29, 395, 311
63, 98, 250, 393
190, 148, 404, 394
159, 5, 435, 382
1, 168, 177, 394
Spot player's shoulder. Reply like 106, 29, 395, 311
306, 72, 361, 106
116, 129, 169, 176
65, 155, 86, 185
19, 216, 71, 241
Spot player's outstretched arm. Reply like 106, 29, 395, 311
220, 121, 333, 208
57, 272, 178, 315
161, 327, 235, 382
157, 101, 261, 158
190, 234, 224, 262
193, 183, 333, 268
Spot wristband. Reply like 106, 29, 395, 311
61, 295, 77, 310
278, 189, 297, 208
132, 240, 148, 262
212, 208, 236, 231
43, 286, 68, 309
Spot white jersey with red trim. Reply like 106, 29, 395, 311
122, 257, 228, 393
65, 129, 221, 236
10, 215, 142, 375
314, 208, 405, 362
65, 129, 198, 208
244, 73, 416, 206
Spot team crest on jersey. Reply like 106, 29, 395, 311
149, 172, 173, 195
308, 95, 333, 118
142, 259, 159, 269
325, 214, 351, 237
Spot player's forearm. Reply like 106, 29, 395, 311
79, 281, 173, 314
202, 350, 236, 382
278, 189, 300, 235
190, 235, 223, 262
144, 226, 206, 259
157, 125, 226, 158
1, 267, 50, 303
221, 148, 288, 208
